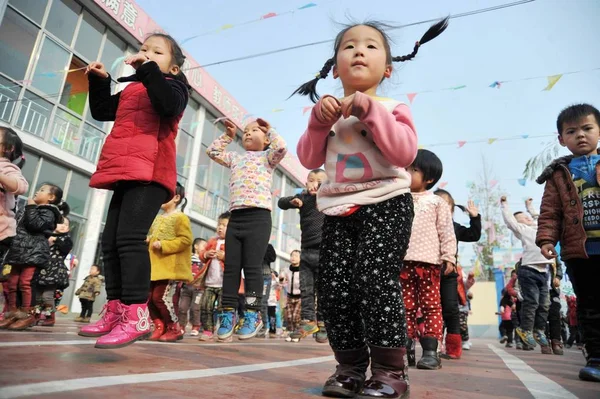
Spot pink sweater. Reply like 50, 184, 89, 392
297, 93, 417, 215
405, 191, 457, 266
0, 158, 29, 241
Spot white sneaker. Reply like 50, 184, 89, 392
462, 341, 471, 350
190, 329, 200, 337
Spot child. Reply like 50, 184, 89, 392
565, 295, 582, 349
281, 250, 302, 342
434, 189, 481, 358
146, 182, 192, 342
207, 117, 287, 342
536, 103, 600, 381
179, 237, 206, 336
293, 18, 448, 398
79, 33, 190, 348
75, 265, 103, 322
501, 196, 553, 354
278, 168, 328, 343
34, 215, 73, 326
497, 289, 515, 347
257, 243, 277, 337
0, 184, 66, 330
0, 127, 28, 260
457, 266, 475, 351
402, 149, 456, 370
267, 270, 280, 337
546, 258, 564, 355
198, 212, 229, 341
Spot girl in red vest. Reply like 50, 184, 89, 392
78, 34, 190, 349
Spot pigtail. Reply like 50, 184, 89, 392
455, 204, 467, 213
180, 197, 188, 212
392, 17, 449, 63
58, 201, 70, 218
13, 154, 25, 169
290, 58, 335, 103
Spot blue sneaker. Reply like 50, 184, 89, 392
216, 309, 236, 341
579, 358, 600, 382
533, 330, 549, 347
516, 327, 537, 348
237, 310, 263, 340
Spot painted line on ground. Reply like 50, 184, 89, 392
0, 355, 334, 398
0, 339, 322, 348
488, 344, 578, 399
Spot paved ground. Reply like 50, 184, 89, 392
0, 315, 599, 398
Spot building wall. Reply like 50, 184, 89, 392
0, 0, 304, 312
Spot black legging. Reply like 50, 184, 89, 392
102, 181, 168, 305
441, 271, 461, 335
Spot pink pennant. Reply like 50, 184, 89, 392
458, 141, 466, 148
406, 93, 417, 104
272, 189, 281, 196
438, 182, 448, 189
302, 106, 313, 115
489, 179, 498, 188
262, 12, 277, 19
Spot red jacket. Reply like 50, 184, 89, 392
567, 295, 578, 326
88, 62, 189, 199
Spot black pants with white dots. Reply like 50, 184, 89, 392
317, 194, 414, 351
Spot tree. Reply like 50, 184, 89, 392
468, 155, 509, 281
522, 141, 561, 181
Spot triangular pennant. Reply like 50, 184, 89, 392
452, 85, 467, 90
406, 93, 417, 104
418, 144, 425, 149
465, 180, 474, 188
489, 81, 501, 88
518, 179, 527, 186
298, 3, 317, 9
489, 179, 498, 188
261, 12, 277, 19
521, 134, 529, 139
220, 24, 234, 30
543, 74, 562, 91
438, 182, 448, 189
302, 106, 313, 115
272, 108, 284, 113
488, 138, 497, 144
458, 141, 467, 148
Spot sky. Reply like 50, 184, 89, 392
136, 0, 600, 266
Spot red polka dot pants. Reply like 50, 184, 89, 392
400, 261, 443, 341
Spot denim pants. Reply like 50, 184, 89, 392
518, 265, 550, 332
300, 248, 320, 321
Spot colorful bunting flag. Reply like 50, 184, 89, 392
458, 141, 467, 148
521, 134, 529, 139
220, 24, 234, 30
302, 106, 313, 115
518, 178, 527, 186
543, 74, 562, 91
489, 81, 502, 88
406, 93, 417, 104
261, 13, 277, 19
489, 179, 499, 188
298, 2, 317, 9
438, 182, 448, 189
488, 138, 497, 144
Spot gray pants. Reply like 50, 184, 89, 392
300, 248, 321, 321
178, 284, 201, 328
37, 285, 56, 308
518, 266, 550, 332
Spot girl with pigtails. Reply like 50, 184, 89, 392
293, 18, 448, 399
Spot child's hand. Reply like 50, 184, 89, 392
340, 93, 355, 118
466, 200, 479, 217
124, 52, 149, 70
216, 250, 225, 261
442, 262, 455, 275
206, 249, 217, 259
511, 304, 516, 310
525, 197, 533, 207
152, 241, 162, 250
256, 118, 271, 133
500, 196, 507, 204
223, 119, 236, 138
27, 198, 35, 205
553, 277, 560, 288
320, 96, 341, 123
290, 198, 303, 208
541, 243, 558, 259
85, 62, 108, 78
48, 237, 56, 245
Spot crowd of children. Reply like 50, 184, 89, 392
0, 18, 598, 399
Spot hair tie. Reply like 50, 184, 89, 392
21, 155, 25, 160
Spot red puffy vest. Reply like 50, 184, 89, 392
89, 81, 181, 199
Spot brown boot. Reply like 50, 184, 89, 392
0, 308, 20, 329
8, 307, 36, 330
551, 339, 564, 355
40, 309, 55, 327
322, 346, 369, 398
357, 345, 409, 399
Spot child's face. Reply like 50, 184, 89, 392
33, 185, 55, 205
333, 25, 392, 94
558, 114, 600, 157
140, 36, 179, 75
90, 266, 99, 276
242, 122, 270, 151
407, 165, 430, 192
290, 251, 300, 265
55, 218, 70, 233
306, 171, 327, 195
515, 213, 533, 226
160, 194, 180, 211
195, 240, 207, 254
216, 218, 229, 239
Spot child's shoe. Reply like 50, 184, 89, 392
516, 327, 537, 348
322, 346, 369, 397
506, 342, 514, 348
499, 335, 508, 344
516, 341, 523, 350
199, 330, 214, 341
462, 340, 471, 350
79, 300, 121, 337
290, 320, 319, 342
148, 319, 165, 341
8, 307, 36, 330
533, 330, 549, 347
74, 316, 85, 322
237, 310, 263, 340
315, 321, 328, 343
216, 309, 236, 341
551, 339, 564, 355
442, 333, 462, 360
94, 303, 151, 349
358, 345, 408, 398
82, 317, 91, 323
540, 345, 553, 355
40, 311, 55, 327
190, 328, 200, 337
56, 305, 68, 314
406, 338, 416, 367
417, 336, 442, 370
159, 322, 184, 342
579, 357, 600, 382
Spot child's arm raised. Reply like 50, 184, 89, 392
257, 119, 287, 167
160, 214, 193, 255
297, 96, 340, 169
346, 92, 418, 168
437, 198, 458, 266
135, 61, 189, 117
86, 62, 120, 121
0, 163, 28, 195
500, 197, 526, 240
206, 120, 236, 168
536, 179, 562, 259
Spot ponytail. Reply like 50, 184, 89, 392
175, 182, 187, 212
391, 18, 449, 63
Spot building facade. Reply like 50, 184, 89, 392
0, 0, 307, 312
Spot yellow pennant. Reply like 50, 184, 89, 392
543, 74, 562, 91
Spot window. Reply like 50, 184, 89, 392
45, 0, 81, 46
190, 220, 214, 241
74, 11, 104, 61
195, 144, 210, 188
8, 0, 49, 25
66, 171, 90, 215
16, 91, 53, 138
201, 112, 223, 147
49, 108, 81, 154
0, 8, 40, 81
21, 150, 40, 196
176, 131, 193, 180
31, 37, 70, 97
0, 76, 20, 123
100, 31, 126, 76
36, 158, 68, 191
60, 56, 88, 115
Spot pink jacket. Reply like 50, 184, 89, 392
297, 93, 417, 215
0, 159, 29, 241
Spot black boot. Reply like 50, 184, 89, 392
357, 345, 409, 399
322, 346, 370, 398
406, 338, 416, 367
579, 357, 600, 382
416, 336, 441, 370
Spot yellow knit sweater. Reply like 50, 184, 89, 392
148, 211, 193, 282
